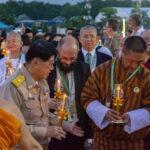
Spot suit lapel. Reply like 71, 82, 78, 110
78, 50, 85, 62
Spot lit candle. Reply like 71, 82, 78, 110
122, 18, 126, 38
57, 80, 61, 92
117, 85, 120, 99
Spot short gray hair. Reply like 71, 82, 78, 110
80, 25, 98, 35
7, 31, 22, 43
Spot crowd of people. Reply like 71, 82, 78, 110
0, 13, 149, 150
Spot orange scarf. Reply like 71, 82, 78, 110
0, 108, 21, 149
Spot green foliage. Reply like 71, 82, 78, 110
100, 7, 117, 19
0, 0, 150, 29
65, 16, 86, 28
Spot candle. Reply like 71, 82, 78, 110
61, 94, 66, 110
117, 85, 120, 99
57, 80, 61, 92
122, 18, 126, 38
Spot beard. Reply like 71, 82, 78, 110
56, 59, 76, 74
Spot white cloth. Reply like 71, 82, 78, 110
98, 46, 113, 57
124, 108, 150, 134
133, 26, 145, 36
86, 100, 150, 133
86, 100, 110, 129
0, 54, 25, 87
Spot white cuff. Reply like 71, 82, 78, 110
86, 100, 110, 129
124, 109, 150, 134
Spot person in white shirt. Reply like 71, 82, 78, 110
0, 32, 25, 87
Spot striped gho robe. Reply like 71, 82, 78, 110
81, 58, 150, 150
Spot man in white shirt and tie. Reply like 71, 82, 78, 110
78, 25, 112, 72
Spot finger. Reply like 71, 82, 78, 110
109, 112, 122, 120
110, 109, 120, 116
73, 126, 82, 131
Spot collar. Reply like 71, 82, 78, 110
82, 47, 96, 58
133, 26, 145, 36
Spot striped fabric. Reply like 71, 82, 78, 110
81, 58, 150, 150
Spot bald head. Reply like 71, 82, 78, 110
57, 36, 79, 52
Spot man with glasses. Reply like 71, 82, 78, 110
47, 36, 92, 150
78, 25, 112, 72
81, 36, 150, 150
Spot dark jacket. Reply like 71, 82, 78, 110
47, 60, 91, 137
77, 47, 112, 67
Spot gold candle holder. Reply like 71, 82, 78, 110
5, 50, 14, 78
57, 94, 68, 126
112, 84, 124, 124
1, 42, 7, 55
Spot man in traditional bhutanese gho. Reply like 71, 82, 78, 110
81, 36, 150, 150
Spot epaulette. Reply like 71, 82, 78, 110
12, 74, 25, 88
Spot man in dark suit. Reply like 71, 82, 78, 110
78, 25, 112, 72
47, 36, 91, 150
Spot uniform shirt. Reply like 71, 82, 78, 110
0, 54, 25, 87
0, 65, 51, 145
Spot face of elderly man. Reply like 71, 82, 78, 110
6, 33, 22, 55
79, 28, 99, 52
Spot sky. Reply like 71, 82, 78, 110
0, 0, 82, 5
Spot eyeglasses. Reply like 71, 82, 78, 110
81, 35, 97, 40
59, 57, 77, 62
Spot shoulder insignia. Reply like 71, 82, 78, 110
12, 74, 25, 87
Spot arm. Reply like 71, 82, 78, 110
1, 101, 43, 150
81, 67, 109, 129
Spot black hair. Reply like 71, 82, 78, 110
130, 14, 141, 26
66, 27, 74, 31
25, 39, 57, 63
25, 28, 33, 34
123, 36, 147, 53
21, 34, 31, 46
107, 19, 118, 31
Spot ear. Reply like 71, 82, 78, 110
78, 35, 82, 43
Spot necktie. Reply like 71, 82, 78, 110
86, 53, 92, 67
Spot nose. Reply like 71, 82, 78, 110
50, 65, 54, 71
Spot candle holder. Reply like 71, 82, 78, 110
5, 51, 14, 78
112, 84, 124, 124
57, 94, 68, 126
